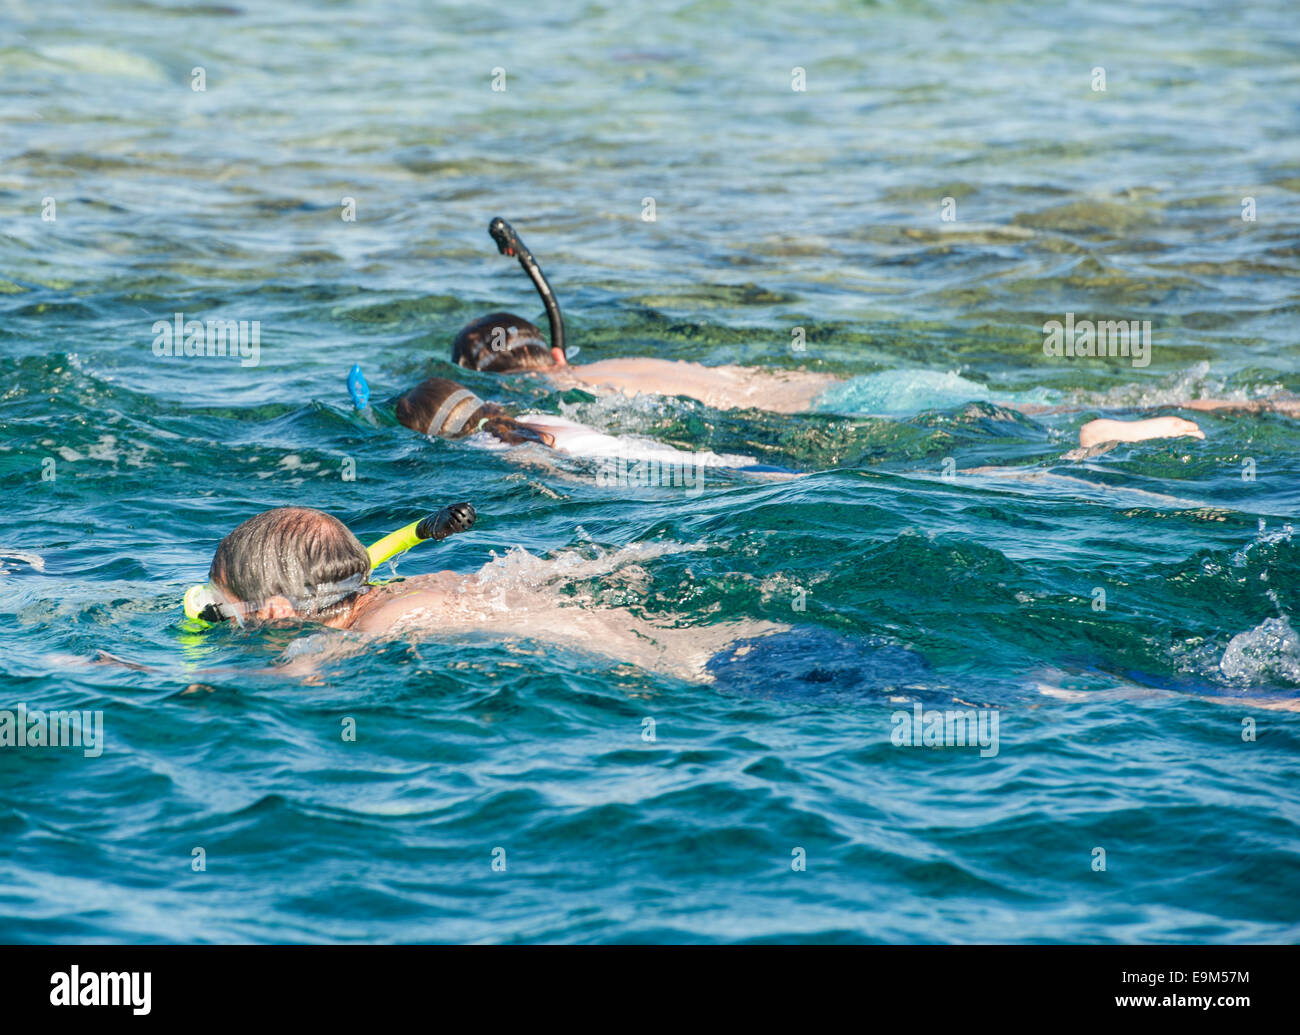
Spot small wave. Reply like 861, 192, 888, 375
39, 44, 168, 82
1070, 361, 1285, 411
0, 550, 46, 574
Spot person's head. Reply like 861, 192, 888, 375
395, 377, 554, 447
451, 312, 565, 373
396, 377, 494, 438
207, 507, 371, 625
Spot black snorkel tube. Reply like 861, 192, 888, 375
488, 217, 566, 361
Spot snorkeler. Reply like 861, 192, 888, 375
183, 504, 476, 628
390, 374, 762, 469
450, 217, 841, 412
450, 220, 1300, 450
448, 217, 568, 373
183, 505, 814, 685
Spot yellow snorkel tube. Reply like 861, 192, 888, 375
366, 502, 477, 569
182, 503, 477, 624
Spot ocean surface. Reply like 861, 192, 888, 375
2, 0, 1299, 943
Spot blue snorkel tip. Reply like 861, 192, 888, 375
347, 364, 371, 412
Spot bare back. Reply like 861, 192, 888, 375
343, 569, 785, 683
548, 357, 838, 414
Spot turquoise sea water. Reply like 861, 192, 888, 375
2, 0, 1300, 943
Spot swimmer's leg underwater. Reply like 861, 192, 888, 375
705, 626, 950, 702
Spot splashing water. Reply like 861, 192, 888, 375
1219, 616, 1300, 687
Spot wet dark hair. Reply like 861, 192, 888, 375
451, 312, 557, 373
208, 507, 370, 619
395, 377, 554, 447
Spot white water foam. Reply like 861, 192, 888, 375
1219, 615, 1300, 686
0, 550, 46, 574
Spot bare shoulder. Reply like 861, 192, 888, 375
558, 357, 836, 413
349, 576, 460, 634
574, 357, 708, 377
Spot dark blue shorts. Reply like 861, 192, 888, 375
706, 627, 933, 701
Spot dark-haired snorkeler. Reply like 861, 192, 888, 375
389, 374, 765, 471
455, 219, 1300, 449
451, 218, 835, 412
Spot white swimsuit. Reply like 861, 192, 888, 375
511, 413, 758, 468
